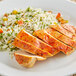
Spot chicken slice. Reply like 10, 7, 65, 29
56, 13, 76, 35
14, 50, 46, 68
46, 28, 76, 48
33, 30, 74, 55
61, 24, 76, 35
17, 30, 59, 56
13, 37, 52, 58
49, 25, 76, 40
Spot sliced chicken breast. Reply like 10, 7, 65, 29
33, 29, 74, 55
14, 50, 46, 68
61, 24, 76, 35
17, 30, 59, 56
13, 37, 52, 58
46, 28, 76, 48
49, 25, 76, 40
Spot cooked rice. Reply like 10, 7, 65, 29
0, 7, 59, 51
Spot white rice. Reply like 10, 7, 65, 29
0, 7, 59, 51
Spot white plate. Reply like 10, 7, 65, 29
0, 0, 76, 76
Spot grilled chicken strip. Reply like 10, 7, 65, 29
13, 37, 52, 58
56, 13, 76, 35
17, 30, 59, 56
33, 30, 74, 55
14, 50, 46, 68
46, 28, 76, 48
49, 25, 76, 40
61, 24, 76, 35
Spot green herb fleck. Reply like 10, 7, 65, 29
18, 12, 21, 14
44, 11, 46, 13
16, 17, 20, 20
46, 24, 48, 26
26, 15, 28, 17
43, 24, 46, 28
7, 33, 11, 36
42, 22, 43, 25
41, 26, 42, 29
37, 12, 40, 14
35, 22, 37, 24
1, 25, 3, 28
50, 22, 52, 24
0, 36, 3, 39
0, 33, 3, 39
40, 17, 42, 21
26, 7, 32, 12
25, 20, 28, 22
29, 15, 33, 17
15, 33, 17, 36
